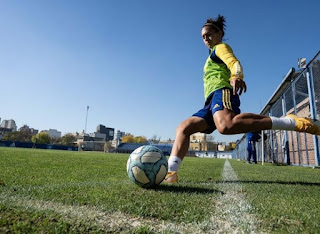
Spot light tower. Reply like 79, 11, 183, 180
84, 105, 89, 134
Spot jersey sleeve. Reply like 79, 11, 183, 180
215, 43, 244, 80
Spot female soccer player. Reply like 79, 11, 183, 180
165, 15, 320, 183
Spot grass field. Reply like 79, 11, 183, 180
1, 147, 320, 233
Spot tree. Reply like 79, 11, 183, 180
18, 130, 33, 142
2, 131, 32, 142
60, 133, 76, 146
2, 132, 19, 141
51, 137, 61, 145
134, 136, 147, 143
32, 132, 51, 144
122, 134, 134, 143
149, 135, 161, 144
228, 142, 236, 150
122, 134, 147, 143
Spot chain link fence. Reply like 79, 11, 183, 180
233, 51, 320, 167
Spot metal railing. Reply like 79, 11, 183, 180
233, 51, 320, 167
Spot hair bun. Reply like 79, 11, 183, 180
216, 15, 226, 31
203, 15, 226, 37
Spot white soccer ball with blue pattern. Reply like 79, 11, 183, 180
127, 145, 168, 188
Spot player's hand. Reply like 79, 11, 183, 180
230, 79, 247, 95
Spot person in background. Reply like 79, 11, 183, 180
246, 131, 261, 164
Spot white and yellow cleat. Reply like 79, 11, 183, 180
287, 114, 320, 135
164, 171, 178, 183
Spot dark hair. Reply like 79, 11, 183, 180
202, 15, 226, 38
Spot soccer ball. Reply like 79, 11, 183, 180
127, 145, 168, 188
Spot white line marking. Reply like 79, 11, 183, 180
0, 192, 201, 233
198, 159, 259, 233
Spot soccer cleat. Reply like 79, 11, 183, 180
287, 114, 320, 135
164, 171, 178, 183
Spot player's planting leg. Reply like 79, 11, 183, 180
165, 171, 179, 183
165, 117, 209, 183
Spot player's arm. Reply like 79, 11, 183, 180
215, 43, 246, 95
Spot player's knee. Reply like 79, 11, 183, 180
217, 125, 230, 134
176, 120, 193, 136
216, 121, 234, 135
176, 122, 188, 135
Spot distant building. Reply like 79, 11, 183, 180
31, 128, 39, 135
114, 130, 125, 140
89, 132, 107, 141
0, 119, 17, 131
189, 133, 222, 152
218, 143, 226, 151
19, 125, 38, 135
96, 125, 114, 141
19, 125, 29, 132
189, 133, 207, 151
72, 132, 85, 140
72, 132, 89, 145
73, 130, 110, 151
112, 130, 126, 148
206, 142, 218, 151
42, 129, 61, 138
71, 126, 115, 151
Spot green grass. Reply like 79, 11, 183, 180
0, 147, 224, 233
0, 147, 320, 233
229, 160, 320, 233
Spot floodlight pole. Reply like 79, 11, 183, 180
261, 130, 264, 165
85, 105, 89, 134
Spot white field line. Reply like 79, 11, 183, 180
0, 192, 201, 233
0, 160, 260, 233
197, 159, 260, 233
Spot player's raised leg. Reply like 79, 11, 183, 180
213, 109, 320, 135
165, 116, 209, 183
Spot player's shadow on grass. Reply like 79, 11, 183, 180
220, 180, 320, 187
155, 185, 224, 194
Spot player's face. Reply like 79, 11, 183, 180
201, 26, 222, 49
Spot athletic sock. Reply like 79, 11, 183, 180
270, 116, 295, 131
168, 156, 182, 172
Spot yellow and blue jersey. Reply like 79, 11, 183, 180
192, 42, 244, 133
203, 43, 243, 100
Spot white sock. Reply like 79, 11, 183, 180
168, 156, 182, 172
270, 116, 295, 130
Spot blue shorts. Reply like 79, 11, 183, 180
192, 88, 241, 134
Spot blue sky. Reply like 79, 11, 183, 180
1, 0, 319, 143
